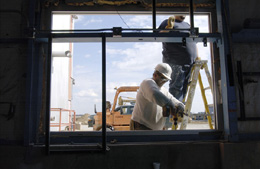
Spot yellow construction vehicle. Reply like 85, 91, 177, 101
93, 86, 139, 131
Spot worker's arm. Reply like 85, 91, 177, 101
164, 90, 185, 116
142, 81, 180, 117
141, 79, 172, 108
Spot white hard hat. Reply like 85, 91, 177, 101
154, 63, 172, 80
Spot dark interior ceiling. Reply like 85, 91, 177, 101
44, 0, 216, 9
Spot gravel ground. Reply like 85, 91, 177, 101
186, 121, 214, 130
76, 120, 214, 131
169, 120, 214, 130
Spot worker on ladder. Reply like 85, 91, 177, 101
180, 58, 214, 130
158, 15, 198, 102
159, 15, 214, 130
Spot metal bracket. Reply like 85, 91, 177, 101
216, 38, 222, 48
203, 37, 207, 47
113, 27, 122, 37
182, 37, 186, 47
189, 27, 199, 38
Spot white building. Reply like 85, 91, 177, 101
50, 15, 76, 131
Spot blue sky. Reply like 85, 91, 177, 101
53, 14, 212, 115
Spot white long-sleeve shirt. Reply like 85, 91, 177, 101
131, 78, 181, 130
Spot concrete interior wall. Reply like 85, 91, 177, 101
0, 0, 260, 169
0, 0, 29, 141
229, 0, 260, 33
229, 0, 260, 133
1, 142, 260, 169
233, 43, 260, 133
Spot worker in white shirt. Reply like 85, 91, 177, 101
130, 63, 185, 130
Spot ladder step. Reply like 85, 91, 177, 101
204, 87, 211, 90
181, 60, 214, 130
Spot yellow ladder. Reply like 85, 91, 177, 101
172, 59, 214, 130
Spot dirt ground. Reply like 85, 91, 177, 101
186, 120, 213, 130
76, 120, 213, 131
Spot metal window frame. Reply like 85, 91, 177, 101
36, 30, 223, 153
24, 0, 243, 153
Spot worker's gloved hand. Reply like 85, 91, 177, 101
176, 102, 185, 116
165, 16, 175, 29
162, 101, 175, 117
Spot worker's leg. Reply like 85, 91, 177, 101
168, 64, 185, 101
168, 64, 192, 102
130, 120, 152, 130
130, 120, 135, 130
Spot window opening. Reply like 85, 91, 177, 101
50, 13, 214, 133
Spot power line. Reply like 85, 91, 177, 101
116, 11, 130, 28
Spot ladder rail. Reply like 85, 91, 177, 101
173, 60, 214, 130
180, 63, 202, 130
198, 72, 214, 129
203, 63, 213, 91
171, 65, 195, 130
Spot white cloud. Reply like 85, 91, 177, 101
75, 65, 85, 69
106, 48, 124, 55
71, 72, 102, 114
84, 54, 91, 58
76, 89, 98, 97
127, 15, 152, 28
110, 42, 162, 71
74, 65, 90, 75
83, 18, 103, 26
94, 98, 102, 103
